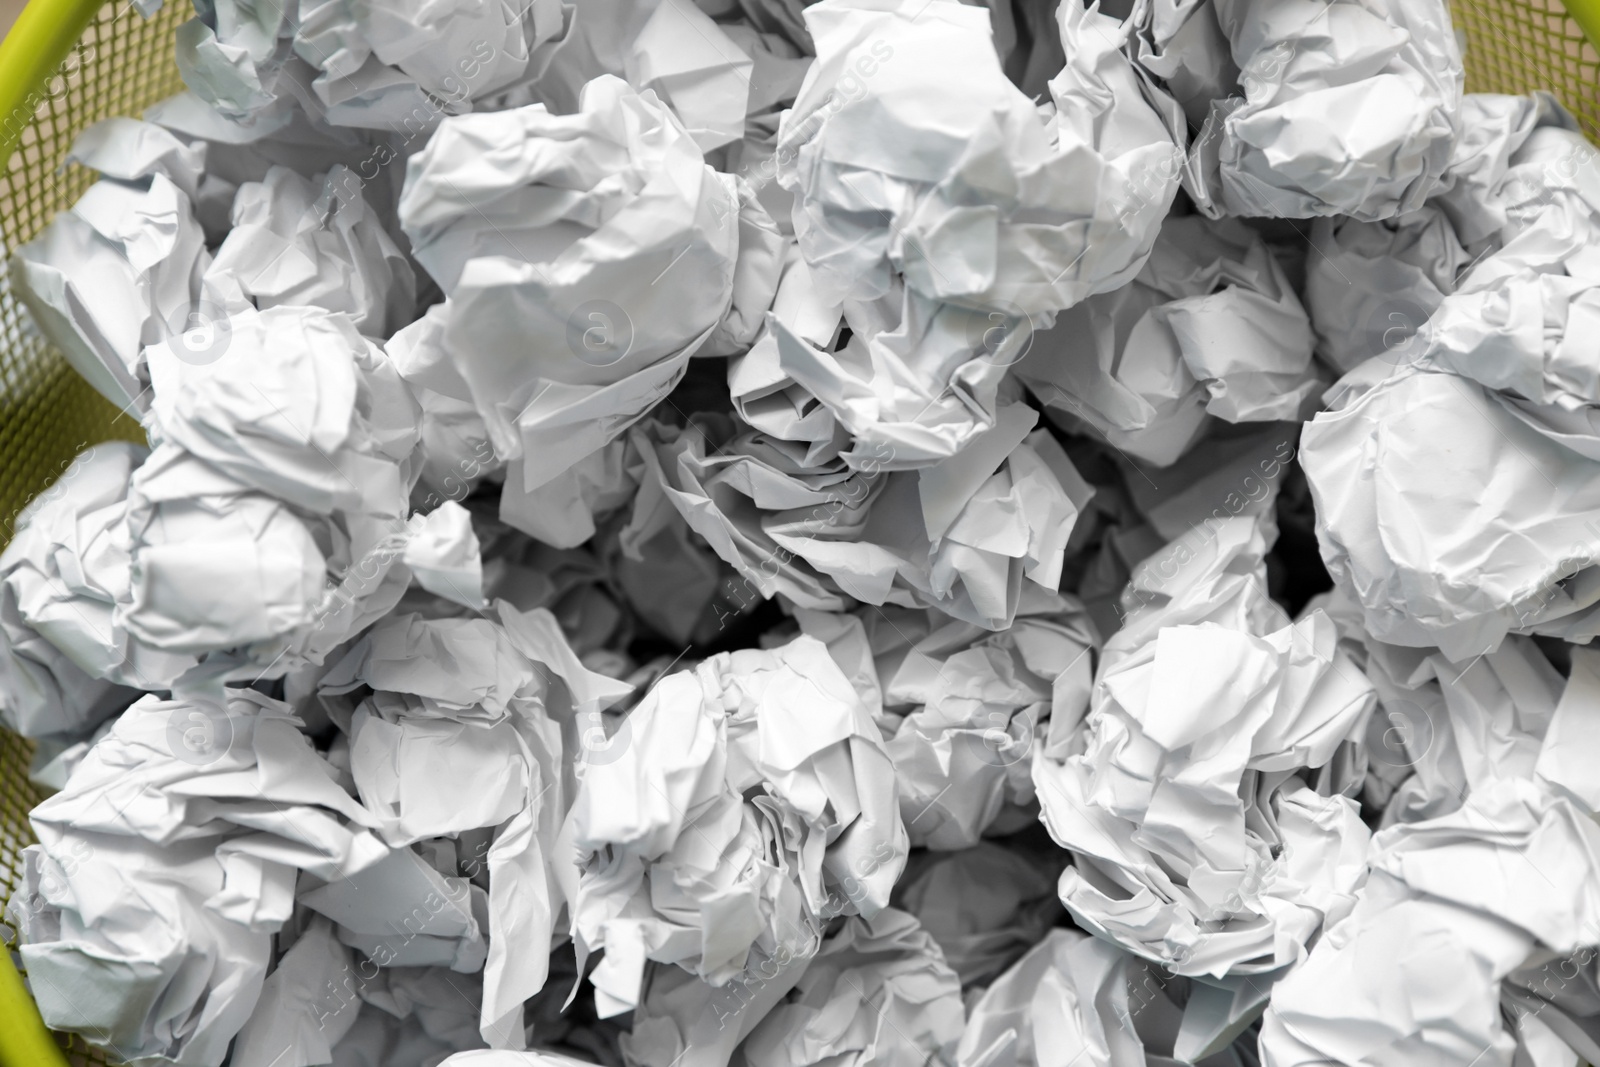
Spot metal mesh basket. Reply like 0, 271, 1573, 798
0, 0, 1595, 1064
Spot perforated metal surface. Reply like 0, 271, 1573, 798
1455, 0, 1600, 137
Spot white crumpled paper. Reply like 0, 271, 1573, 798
8, 689, 387, 1066
403, 500, 487, 607
726, 245, 844, 460
118, 443, 337, 659
499, 433, 641, 551
398, 75, 779, 493
321, 600, 630, 1045
174, 0, 302, 124
880, 593, 1097, 850
765, 0, 1181, 466
779, 0, 1179, 315
142, 303, 419, 520
176, 0, 558, 133
1303, 204, 1471, 375
1034, 514, 1375, 978
142, 90, 399, 244
118, 298, 434, 670
1301, 120, 1600, 660
384, 300, 502, 506
1254, 643, 1600, 1062
12, 1, 1600, 1064
1260, 776, 1600, 1067
1302, 365, 1600, 661
1180, 0, 1462, 221
205, 164, 416, 338
957, 926, 1264, 1067
568, 634, 906, 1056
1017, 214, 1320, 467
1431, 91, 1588, 251
624, 0, 755, 154
1315, 580, 1568, 829
0, 443, 185, 735
735, 907, 965, 1067
1417, 172, 1600, 408
294, 0, 560, 130
640, 411, 1089, 630
765, 280, 1029, 469
11, 118, 209, 413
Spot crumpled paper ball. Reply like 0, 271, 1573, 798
1181, 0, 1462, 222
1035, 514, 1375, 977
764, 280, 1034, 469
778, 0, 1179, 315
568, 634, 906, 1024
957, 924, 1268, 1067
294, 0, 560, 130
1303, 205, 1471, 375
174, 0, 302, 122
10, 118, 210, 413
735, 907, 965, 1067
1301, 129, 1600, 660
1301, 363, 1600, 661
762, 0, 1181, 467
1314, 582, 1569, 830
115, 301, 441, 670
1017, 213, 1320, 467
620, 0, 759, 155
880, 593, 1097, 850
1260, 775, 1600, 1067
1417, 189, 1600, 409
177, 0, 559, 132
117, 451, 327, 660
142, 89, 401, 245
0, 443, 183, 733
639, 410, 1088, 630
1432, 92, 1590, 250
725, 247, 844, 460
8, 688, 388, 1067
205, 164, 416, 338
322, 601, 630, 1043
1129, 0, 1240, 131
398, 75, 780, 493
144, 303, 420, 519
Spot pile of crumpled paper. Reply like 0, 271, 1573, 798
5, 0, 1600, 1065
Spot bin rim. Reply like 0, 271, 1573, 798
0, 0, 102, 162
